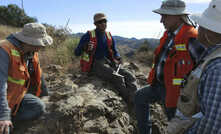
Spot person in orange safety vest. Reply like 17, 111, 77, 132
75, 13, 138, 104
0, 23, 53, 134
134, 0, 206, 134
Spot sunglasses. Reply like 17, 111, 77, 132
96, 19, 107, 24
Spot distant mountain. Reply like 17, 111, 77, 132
72, 32, 160, 50
113, 36, 159, 50
72, 32, 84, 38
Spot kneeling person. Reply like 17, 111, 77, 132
0, 23, 53, 134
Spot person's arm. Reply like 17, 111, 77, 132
187, 59, 221, 134
74, 32, 90, 56
0, 48, 11, 121
39, 75, 49, 97
111, 37, 121, 60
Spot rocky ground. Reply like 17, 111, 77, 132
12, 63, 168, 134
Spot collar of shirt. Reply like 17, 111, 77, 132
166, 23, 184, 48
95, 29, 105, 37
7, 34, 33, 63
7, 34, 23, 50
201, 45, 221, 60
168, 23, 184, 37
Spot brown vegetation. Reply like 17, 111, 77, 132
0, 25, 21, 40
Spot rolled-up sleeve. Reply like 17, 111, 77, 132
0, 48, 11, 120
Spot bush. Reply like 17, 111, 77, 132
133, 41, 154, 67
39, 37, 80, 72
0, 4, 37, 27
43, 24, 71, 48
0, 25, 21, 40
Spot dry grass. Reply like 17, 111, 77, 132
39, 37, 80, 73
134, 50, 154, 67
0, 24, 81, 73
0, 25, 21, 40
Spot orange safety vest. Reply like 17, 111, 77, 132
147, 24, 197, 108
0, 40, 42, 115
80, 29, 114, 72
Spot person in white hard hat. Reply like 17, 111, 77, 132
169, 0, 221, 134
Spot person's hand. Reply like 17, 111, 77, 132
0, 120, 13, 134
115, 57, 122, 64
87, 41, 95, 52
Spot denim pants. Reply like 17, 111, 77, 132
134, 84, 165, 134
13, 93, 45, 121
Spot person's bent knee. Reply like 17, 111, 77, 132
35, 98, 46, 116
13, 97, 46, 121
134, 87, 146, 105
26, 99, 45, 120
134, 85, 153, 105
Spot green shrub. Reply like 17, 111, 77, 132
55, 38, 80, 65
43, 24, 71, 48
0, 4, 37, 27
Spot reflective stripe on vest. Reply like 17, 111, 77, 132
81, 52, 90, 62
106, 32, 112, 40
8, 49, 25, 85
11, 49, 20, 57
152, 63, 155, 68
175, 44, 187, 51
91, 30, 96, 38
8, 76, 25, 86
80, 30, 96, 63
173, 78, 183, 85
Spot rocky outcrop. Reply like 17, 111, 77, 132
12, 63, 168, 134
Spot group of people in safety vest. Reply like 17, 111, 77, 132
75, 0, 221, 134
1, 0, 221, 134
137, 0, 221, 133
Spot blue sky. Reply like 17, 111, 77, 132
1, 0, 210, 39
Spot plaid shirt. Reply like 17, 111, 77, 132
186, 45, 221, 134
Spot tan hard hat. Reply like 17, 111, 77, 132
93, 13, 107, 23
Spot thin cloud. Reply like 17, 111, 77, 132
184, 0, 210, 3
70, 21, 164, 39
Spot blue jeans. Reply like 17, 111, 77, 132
13, 93, 45, 121
134, 84, 165, 134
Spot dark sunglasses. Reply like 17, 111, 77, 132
96, 19, 107, 24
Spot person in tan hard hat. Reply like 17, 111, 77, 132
74, 13, 138, 104
0, 23, 53, 134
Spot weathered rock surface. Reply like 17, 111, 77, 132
12, 63, 168, 134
